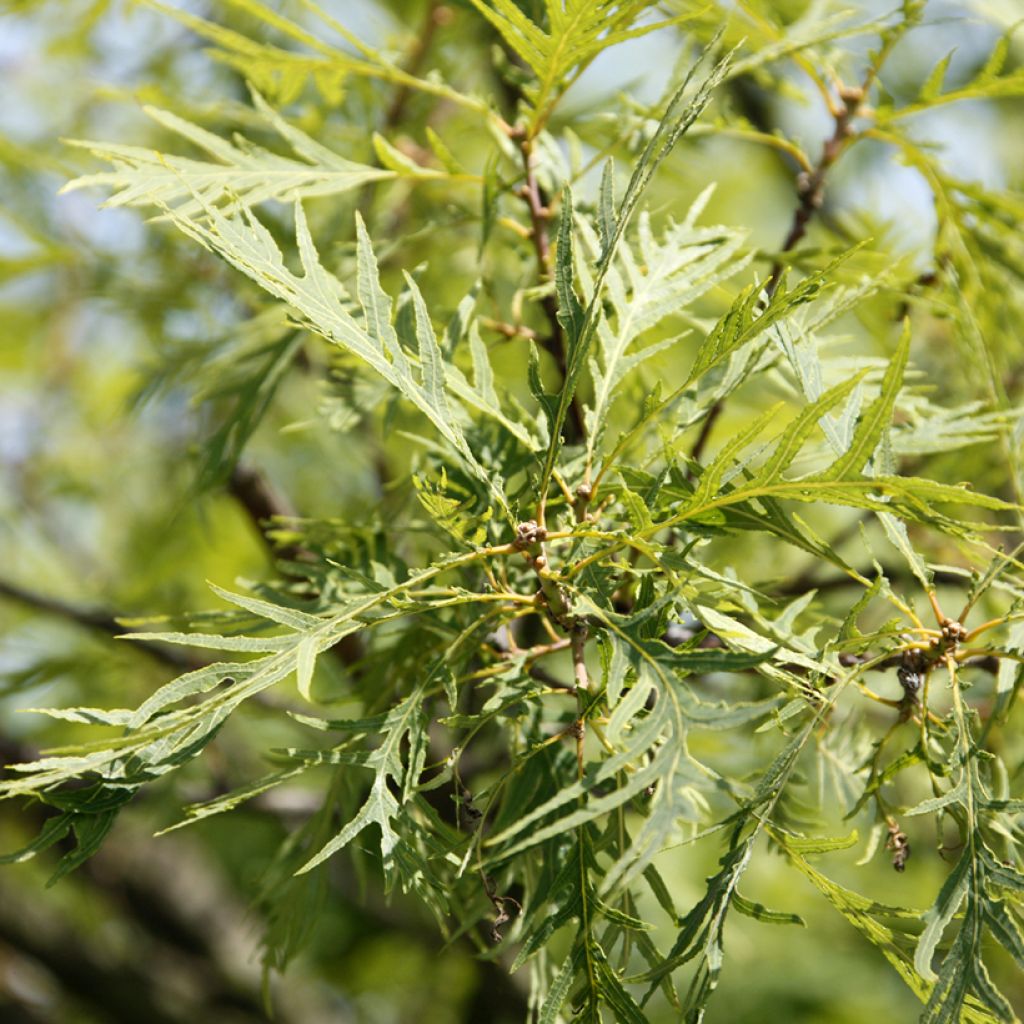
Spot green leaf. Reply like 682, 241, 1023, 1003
684, 252, 853, 389
751, 374, 867, 485
916, 850, 971, 981
153, 194, 508, 511
777, 833, 958, 1016
298, 688, 428, 875
536, 42, 735, 503
877, 511, 934, 591
581, 195, 749, 464
880, 26, 1024, 121
921, 51, 955, 102
787, 831, 862, 855
539, 948, 579, 1024
295, 636, 317, 701
555, 187, 585, 350
158, 766, 307, 833
468, 0, 688, 127
731, 891, 805, 926
145, 0, 487, 111
819, 324, 910, 481
64, 90, 396, 216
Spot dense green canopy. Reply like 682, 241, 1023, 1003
1, 2, 1023, 1022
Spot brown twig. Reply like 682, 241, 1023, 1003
481, 316, 539, 342
489, 629, 576, 691
1, 466, 362, 679
689, 402, 724, 465
510, 134, 586, 445
766, 85, 861, 295
691, 83, 864, 462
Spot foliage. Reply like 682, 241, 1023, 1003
2, 1, 1024, 1021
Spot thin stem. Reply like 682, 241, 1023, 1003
764, 93, 859, 296
962, 618, 1008, 644
689, 402, 724, 466
957, 648, 1024, 664
480, 317, 539, 342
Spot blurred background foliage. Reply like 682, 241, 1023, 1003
1, 1, 1022, 1021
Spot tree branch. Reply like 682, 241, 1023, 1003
516, 134, 586, 443
0, 578, 195, 670
692, 83, 863, 461
766, 86, 861, 295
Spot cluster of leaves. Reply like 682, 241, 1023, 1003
3, 2, 1024, 1022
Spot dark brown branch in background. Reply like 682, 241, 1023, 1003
383, 3, 453, 129
0, 578, 195, 671
519, 139, 554, 270
0, 779, 530, 1024
0, 467, 360, 673
894, 268, 939, 321
0, 578, 123, 637
772, 563, 982, 600
228, 462, 301, 561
